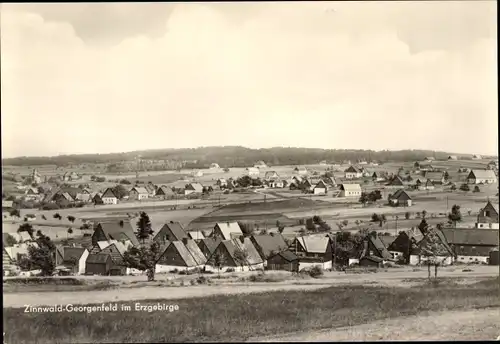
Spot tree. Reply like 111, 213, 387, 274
418, 218, 429, 234
371, 213, 380, 222
450, 184, 457, 191
17, 223, 35, 240
208, 250, 227, 278
359, 193, 369, 207
238, 221, 255, 237
67, 227, 73, 238
53, 213, 62, 220
419, 227, 452, 279
459, 183, 470, 192
233, 247, 249, 271
111, 185, 128, 199
298, 228, 307, 236
448, 204, 462, 227
67, 256, 79, 274
405, 211, 411, 220
4, 233, 18, 247
9, 209, 20, 218
67, 215, 76, 223
422, 210, 427, 219
123, 241, 161, 281
305, 218, 316, 231
135, 212, 153, 244
25, 231, 56, 276
473, 185, 480, 193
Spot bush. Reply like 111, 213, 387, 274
196, 275, 210, 284
226, 268, 235, 273
308, 265, 324, 278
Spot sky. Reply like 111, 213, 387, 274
1, 1, 497, 158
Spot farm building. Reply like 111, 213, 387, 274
313, 180, 328, 195
344, 165, 363, 179
92, 221, 139, 247
206, 238, 264, 272
156, 186, 175, 198
386, 176, 405, 188
322, 176, 337, 186
361, 235, 393, 260
155, 239, 207, 273
24, 187, 41, 201
101, 188, 119, 204
98, 241, 130, 275
448, 155, 458, 160
294, 166, 308, 176
423, 171, 445, 184
442, 228, 499, 264
210, 163, 220, 169
85, 253, 113, 275
267, 179, 286, 188
388, 189, 412, 207
246, 167, 260, 177
290, 236, 333, 270
197, 237, 222, 258
212, 222, 243, 240
54, 246, 89, 275
467, 170, 497, 184
250, 233, 289, 264
185, 231, 203, 241
339, 184, 362, 197
216, 179, 227, 188
154, 221, 188, 244
424, 157, 435, 162
3, 246, 14, 271
410, 229, 454, 266
91, 192, 104, 205
129, 187, 149, 201
359, 256, 384, 268
472, 154, 482, 160
184, 183, 203, 195
75, 193, 92, 203
388, 230, 423, 263
4, 242, 38, 263
476, 201, 499, 229
265, 171, 280, 180
266, 250, 299, 272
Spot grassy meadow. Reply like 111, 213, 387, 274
3, 277, 499, 343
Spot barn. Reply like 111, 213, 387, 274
85, 254, 113, 275
266, 250, 299, 272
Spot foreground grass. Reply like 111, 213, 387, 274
3, 277, 499, 343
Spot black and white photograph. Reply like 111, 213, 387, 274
1, 1, 498, 342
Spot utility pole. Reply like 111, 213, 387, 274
395, 216, 399, 236
446, 196, 449, 211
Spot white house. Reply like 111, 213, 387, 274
129, 187, 149, 201
475, 201, 499, 229
192, 170, 204, 177
467, 170, 497, 184
246, 167, 260, 177
101, 188, 119, 205
56, 247, 90, 275
313, 180, 328, 195
472, 154, 483, 160
210, 163, 220, 169
184, 183, 203, 195
339, 183, 362, 197
344, 166, 363, 179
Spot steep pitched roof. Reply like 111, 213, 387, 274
198, 238, 222, 255
155, 222, 188, 242
296, 236, 330, 253
186, 183, 203, 192
102, 188, 118, 199
386, 176, 404, 186
184, 239, 208, 265
271, 250, 298, 262
441, 229, 499, 246
232, 237, 264, 265
96, 221, 139, 246
61, 247, 87, 262
86, 253, 111, 264
131, 186, 149, 194
391, 189, 412, 201
378, 235, 396, 249
344, 165, 361, 173
215, 222, 243, 240
469, 170, 497, 180
187, 230, 205, 240
368, 236, 393, 259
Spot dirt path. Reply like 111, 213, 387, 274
251, 308, 500, 341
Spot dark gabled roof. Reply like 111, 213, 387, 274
391, 189, 412, 200
102, 188, 118, 198
386, 176, 404, 186
155, 222, 188, 242
271, 250, 298, 262
344, 165, 361, 173
86, 253, 111, 264
423, 171, 444, 180
62, 247, 87, 262
368, 236, 393, 259
441, 229, 499, 246
378, 235, 396, 248
97, 221, 139, 246
184, 240, 207, 265
361, 255, 384, 263
468, 170, 497, 180
232, 238, 264, 265
251, 234, 288, 259
199, 238, 222, 255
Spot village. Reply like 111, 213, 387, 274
3, 155, 499, 278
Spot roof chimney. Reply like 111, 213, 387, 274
270, 232, 275, 237
182, 238, 189, 245
239, 235, 245, 243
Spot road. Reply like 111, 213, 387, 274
252, 308, 500, 341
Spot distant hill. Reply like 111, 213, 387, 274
1, 146, 490, 168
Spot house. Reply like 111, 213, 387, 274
418, 164, 435, 172
359, 255, 384, 268
246, 167, 260, 177
322, 176, 337, 186
101, 188, 119, 205
476, 201, 499, 229
206, 238, 264, 272
423, 171, 445, 184
184, 183, 203, 195
313, 180, 328, 195
155, 239, 206, 273
361, 235, 393, 260
54, 246, 89, 275
154, 221, 188, 244
92, 221, 139, 247
386, 176, 405, 188
2, 200, 14, 209
3, 246, 14, 271
187, 230, 205, 241
191, 170, 204, 177
409, 229, 454, 266
467, 170, 497, 184
472, 154, 482, 160
387, 231, 421, 263
97, 241, 130, 275
92, 193, 104, 205
265, 171, 280, 180
344, 166, 363, 179
442, 228, 498, 264
210, 163, 220, 169
129, 187, 149, 201
254, 161, 268, 168
144, 184, 156, 196
290, 236, 333, 270
85, 253, 113, 275
212, 222, 243, 240
216, 178, 228, 188
388, 189, 412, 207
294, 166, 308, 176
74, 193, 92, 203
416, 179, 435, 191
339, 184, 362, 197
266, 250, 299, 272
424, 157, 435, 162
197, 237, 222, 258
156, 186, 175, 198
4, 242, 38, 263
250, 233, 289, 264
24, 187, 40, 201
448, 155, 458, 160
267, 179, 285, 188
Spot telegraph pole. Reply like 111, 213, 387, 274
446, 196, 449, 212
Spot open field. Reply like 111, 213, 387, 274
3, 275, 499, 343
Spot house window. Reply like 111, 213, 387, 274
485, 211, 491, 217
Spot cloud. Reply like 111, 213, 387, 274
0, 2, 497, 157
